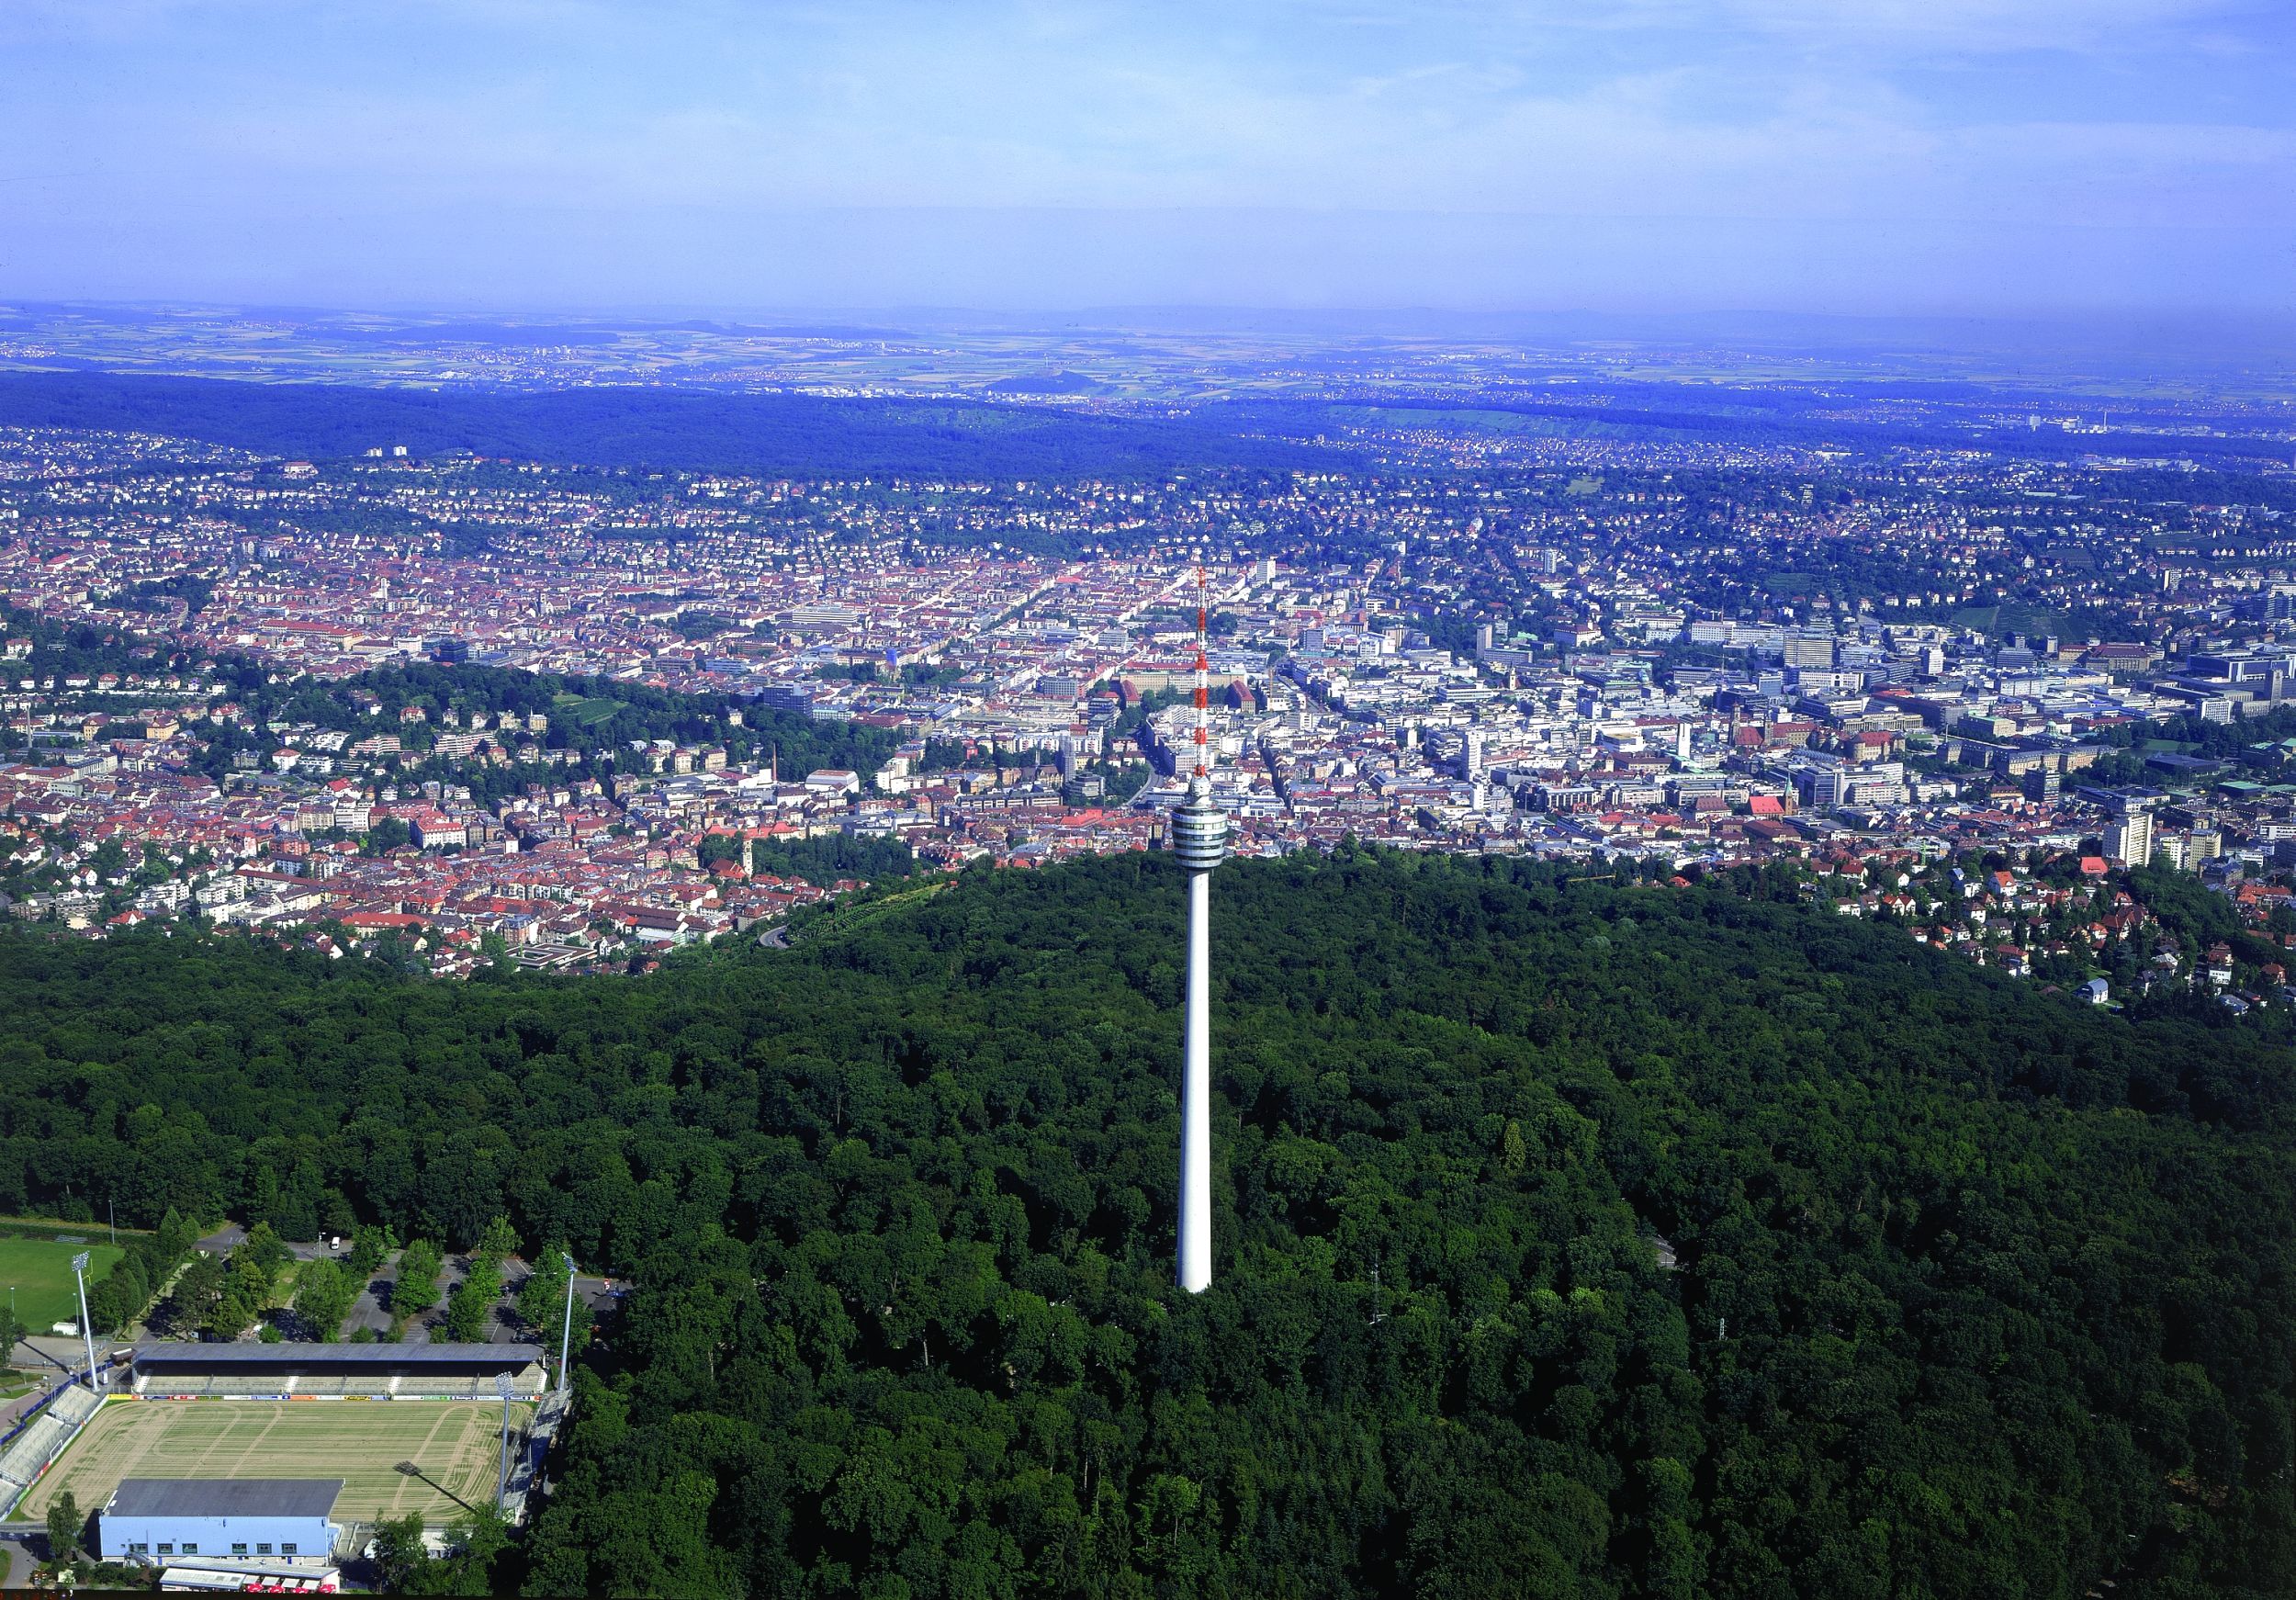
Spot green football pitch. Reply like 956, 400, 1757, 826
18, 1398, 535, 1525
0, 1236, 125, 1335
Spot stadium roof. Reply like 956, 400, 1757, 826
108, 1479, 343, 1519
132, 1341, 542, 1370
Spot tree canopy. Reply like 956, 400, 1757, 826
0, 851, 2290, 1595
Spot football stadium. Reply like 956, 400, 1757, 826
2, 1343, 566, 1567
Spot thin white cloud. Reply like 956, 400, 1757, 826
0, 0, 2285, 309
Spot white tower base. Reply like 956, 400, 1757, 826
1178, 868, 1213, 1292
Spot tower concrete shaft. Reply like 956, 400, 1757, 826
1171, 776, 1227, 1293
1179, 866, 1213, 1291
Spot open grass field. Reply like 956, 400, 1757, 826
551, 693, 624, 727
17, 1398, 533, 1525
0, 1237, 125, 1334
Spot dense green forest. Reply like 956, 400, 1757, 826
746, 833, 922, 886
0, 851, 2291, 1597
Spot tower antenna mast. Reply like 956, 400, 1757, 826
1170, 558, 1228, 1293
1193, 563, 1210, 782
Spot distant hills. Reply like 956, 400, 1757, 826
3, 364, 2285, 487
1229, 394, 2296, 473
0, 369, 1328, 480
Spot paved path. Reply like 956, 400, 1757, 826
195, 1223, 247, 1256
0, 1532, 39, 1588
6, 1335, 78, 1375
342, 1262, 401, 1340
197, 1224, 347, 1265
0, 1375, 65, 1435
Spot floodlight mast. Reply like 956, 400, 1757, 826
69, 1251, 98, 1391
1169, 562, 1228, 1294
495, 1371, 514, 1510
557, 1253, 577, 1397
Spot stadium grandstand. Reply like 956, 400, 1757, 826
0, 1381, 104, 1510
129, 1343, 546, 1398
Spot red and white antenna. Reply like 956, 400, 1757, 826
1191, 561, 1211, 783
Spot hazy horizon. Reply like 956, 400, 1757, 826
4, 1, 2290, 317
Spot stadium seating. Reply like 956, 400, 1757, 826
391, 1368, 543, 1396
390, 1376, 489, 1396
0, 1412, 73, 1493
50, 1385, 104, 1426
126, 1369, 546, 1400
127, 1345, 549, 1399
0, 1383, 143, 1505
141, 1376, 227, 1398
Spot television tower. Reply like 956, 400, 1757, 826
1169, 562, 1228, 1293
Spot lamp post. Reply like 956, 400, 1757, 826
495, 1372, 514, 1510
69, 1252, 98, 1392
394, 1460, 478, 1517
557, 1254, 577, 1398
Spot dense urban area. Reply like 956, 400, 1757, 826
0, 325, 2294, 1596
2, 356, 2295, 1009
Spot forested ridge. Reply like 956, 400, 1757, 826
1, 852, 2291, 1597
0, 371, 1330, 480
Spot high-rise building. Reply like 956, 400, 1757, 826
1806, 761, 1850, 810
1783, 635, 1836, 670
2106, 809, 2154, 866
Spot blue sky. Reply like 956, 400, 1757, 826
1, 0, 2289, 314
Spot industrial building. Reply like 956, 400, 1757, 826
97, 1479, 342, 1565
